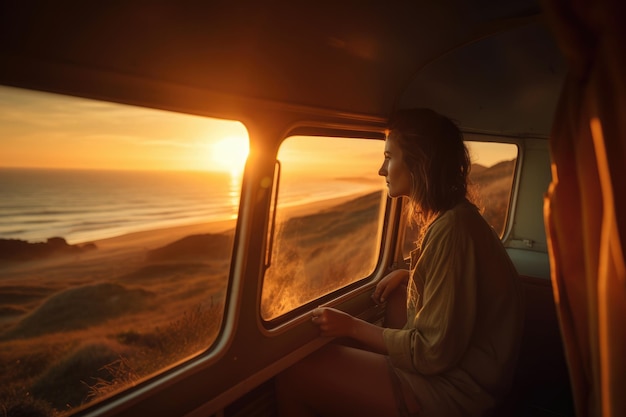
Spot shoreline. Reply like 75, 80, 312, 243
0, 190, 383, 265
93, 191, 381, 250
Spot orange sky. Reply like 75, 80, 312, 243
0, 85, 516, 174
0, 85, 249, 172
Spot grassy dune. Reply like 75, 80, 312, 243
0, 224, 231, 416
262, 192, 385, 319
470, 159, 516, 234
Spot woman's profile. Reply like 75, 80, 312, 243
275, 108, 524, 417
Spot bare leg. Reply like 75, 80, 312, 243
275, 343, 401, 417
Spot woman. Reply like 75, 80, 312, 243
275, 108, 524, 417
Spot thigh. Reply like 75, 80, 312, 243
280, 343, 401, 417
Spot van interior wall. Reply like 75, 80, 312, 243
503, 138, 574, 416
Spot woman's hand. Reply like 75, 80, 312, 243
311, 307, 388, 353
311, 307, 356, 338
371, 269, 409, 305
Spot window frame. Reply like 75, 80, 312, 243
258, 126, 395, 330
0, 84, 255, 415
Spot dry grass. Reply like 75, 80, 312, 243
261, 192, 384, 319
0, 228, 230, 416
470, 159, 516, 234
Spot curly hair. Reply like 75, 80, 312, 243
387, 108, 471, 226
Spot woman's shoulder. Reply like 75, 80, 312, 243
423, 200, 493, 245
431, 199, 481, 229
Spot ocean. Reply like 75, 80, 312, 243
0, 168, 381, 244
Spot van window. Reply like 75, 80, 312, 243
0, 85, 246, 414
402, 140, 518, 256
261, 136, 386, 321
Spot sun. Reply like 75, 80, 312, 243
210, 136, 250, 174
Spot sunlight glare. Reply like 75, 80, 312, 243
210, 136, 250, 174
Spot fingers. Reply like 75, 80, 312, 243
381, 286, 390, 303
371, 292, 381, 304
311, 307, 323, 318
311, 307, 326, 325
311, 307, 336, 335
372, 283, 382, 303
311, 308, 330, 337
372, 286, 388, 304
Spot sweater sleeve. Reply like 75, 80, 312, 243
383, 212, 478, 375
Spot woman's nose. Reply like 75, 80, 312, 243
378, 164, 386, 177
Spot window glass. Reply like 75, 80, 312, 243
261, 136, 386, 321
402, 141, 518, 256
466, 141, 518, 235
0, 85, 246, 414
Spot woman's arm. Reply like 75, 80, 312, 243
311, 269, 410, 353
311, 307, 388, 354
371, 268, 409, 304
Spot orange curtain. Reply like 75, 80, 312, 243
542, 0, 626, 416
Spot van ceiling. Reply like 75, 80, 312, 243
0, 1, 565, 136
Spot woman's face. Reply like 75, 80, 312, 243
378, 131, 412, 198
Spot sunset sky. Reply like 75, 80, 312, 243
0, 85, 250, 172
0, 85, 515, 174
